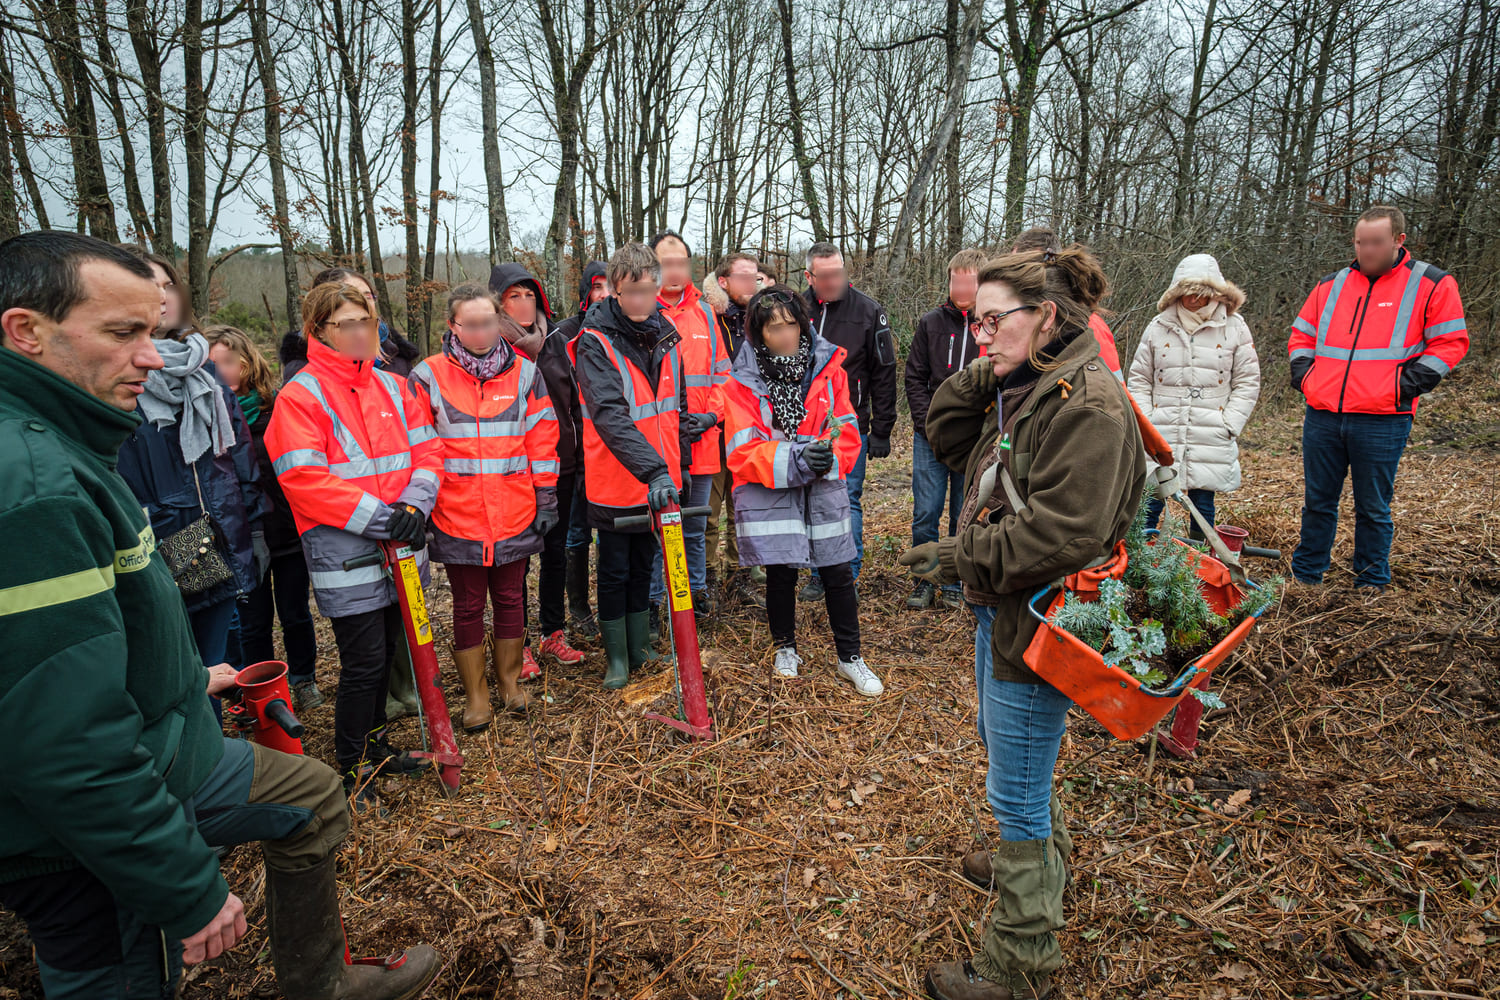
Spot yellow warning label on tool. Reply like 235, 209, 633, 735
398, 555, 433, 646
662, 522, 694, 614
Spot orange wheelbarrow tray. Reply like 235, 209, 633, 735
1022, 547, 1267, 742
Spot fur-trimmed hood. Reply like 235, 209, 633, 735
701, 274, 728, 315
1157, 254, 1246, 315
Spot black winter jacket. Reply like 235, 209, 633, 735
803, 285, 897, 439
905, 300, 980, 437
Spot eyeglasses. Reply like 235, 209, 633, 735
453, 319, 501, 333
322, 317, 376, 335
968, 305, 1037, 337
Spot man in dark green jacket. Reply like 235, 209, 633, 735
0, 232, 438, 999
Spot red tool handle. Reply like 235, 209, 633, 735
647, 503, 714, 740
381, 541, 464, 794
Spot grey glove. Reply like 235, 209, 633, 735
532, 507, 559, 536
685, 412, 717, 444
802, 439, 835, 475
647, 471, 680, 512
251, 530, 271, 582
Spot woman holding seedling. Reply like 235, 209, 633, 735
721, 285, 883, 697
901, 249, 1146, 1000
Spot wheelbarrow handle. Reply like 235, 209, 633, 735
612, 505, 712, 530
342, 551, 386, 571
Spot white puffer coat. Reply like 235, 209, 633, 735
1127, 258, 1261, 492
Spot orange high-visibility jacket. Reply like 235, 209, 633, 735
265, 335, 443, 617
722, 336, 862, 568
1088, 313, 1124, 380
569, 323, 684, 515
1288, 247, 1468, 414
408, 341, 560, 567
660, 283, 729, 475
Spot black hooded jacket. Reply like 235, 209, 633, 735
277, 326, 421, 382
802, 284, 898, 440
488, 262, 582, 476
572, 296, 692, 532
554, 261, 607, 345
905, 299, 980, 437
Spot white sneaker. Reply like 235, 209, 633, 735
774, 647, 802, 678
838, 656, 884, 697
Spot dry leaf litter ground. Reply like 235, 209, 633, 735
1, 369, 1498, 1000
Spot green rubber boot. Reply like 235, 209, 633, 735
626, 610, 654, 670
600, 617, 630, 690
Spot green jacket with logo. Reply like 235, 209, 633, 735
927, 332, 1147, 685
0, 348, 228, 938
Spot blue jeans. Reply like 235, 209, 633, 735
650, 473, 715, 601
9, 738, 345, 999
189, 596, 236, 723
814, 431, 869, 581
912, 431, 964, 594
1292, 406, 1412, 588
1145, 489, 1216, 537
972, 605, 1073, 840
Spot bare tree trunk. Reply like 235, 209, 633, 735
888, 0, 982, 281
125, 0, 171, 250
184, 0, 209, 314
466, 0, 511, 264
90, 0, 153, 245
776, 0, 828, 242
249, 0, 300, 329
0, 30, 30, 235
47, 0, 118, 241
401, 0, 425, 348
423, 0, 445, 335
331, 0, 395, 320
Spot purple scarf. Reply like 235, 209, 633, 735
444, 329, 511, 381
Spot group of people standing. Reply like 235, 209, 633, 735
0, 202, 1468, 1000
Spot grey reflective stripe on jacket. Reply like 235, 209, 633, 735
288, 367, 434, 618
728, 335, 855, 569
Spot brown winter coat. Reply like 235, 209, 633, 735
927, 331, 1147, 685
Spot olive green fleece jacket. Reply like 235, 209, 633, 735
0, 347, 228, 938
925, 331, 1147, 684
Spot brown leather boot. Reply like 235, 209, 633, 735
452, 644, 492, 733
491, 636, 530, 712
924, 960, 1049, 1000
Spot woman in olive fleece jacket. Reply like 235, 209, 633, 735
905, 248, 1145, 1000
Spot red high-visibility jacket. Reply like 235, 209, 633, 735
265, 335, 443, 617
722, 336, 862, 568
660, 283, 728, 475
408, 342, 560, 567
570, 325, 683, 512
1288, 248, 1468, 414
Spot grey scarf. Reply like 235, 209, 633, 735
499, 312, 547, 361
138, 332, 236, 462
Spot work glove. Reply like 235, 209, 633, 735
963, 354, 999, 395
898, 540, 956, 586
685, 411, 717, 444
1398, 359, 1442, 409
385, 503, 427, 551
251, 530, 271, 582
532, 507, 559, 536
646, 471, 680, 512
802, 439, 835, 476
866, 434, 891, 460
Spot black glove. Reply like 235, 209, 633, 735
802, 439, 835, 475
866, 434, 891, 460
647, 472, 680, 512
385, 503, 427, 550
532, 507, 559, 536
685, 411, 717, 444
251, 530, 271, 582
1289, 355, 1313, 393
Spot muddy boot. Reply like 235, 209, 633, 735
923, 960, 1050, 999
599, 617, 630, 690
626, 609, 654, 670
266, 854, 440, 1000
491, 636, 529, 713
384, 642, 420, 723
453, 644, 492, 733
963, 794, 1073, 889
566, 546, 598, 638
